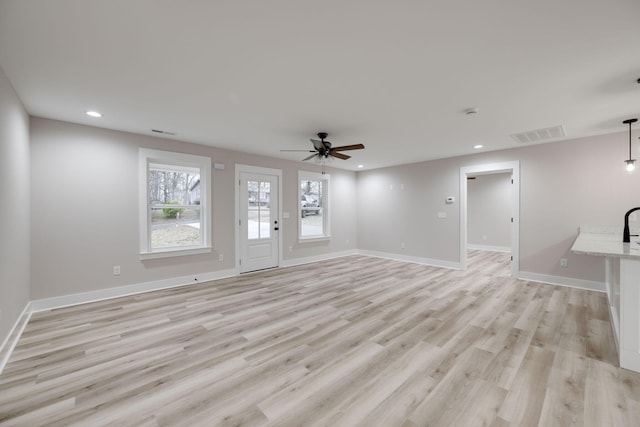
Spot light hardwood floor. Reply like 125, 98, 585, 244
1, 251, 639, 426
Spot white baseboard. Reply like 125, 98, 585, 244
467, 244, 511, 253
281, 250, 359, 268
357, 249, 463, 270
1, 252, 607, 376
30, 268, 237, 312
28, 250, 363, 314
2, 268, 236, 373
516, 271, 605, 293
0, 302, 33, 376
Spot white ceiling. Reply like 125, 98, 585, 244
1, 0, 639, 171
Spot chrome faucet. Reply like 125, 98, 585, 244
623, 207, 640, 243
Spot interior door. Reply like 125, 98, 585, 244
239, 172, 279, 273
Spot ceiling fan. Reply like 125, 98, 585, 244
282, 132, 365, 162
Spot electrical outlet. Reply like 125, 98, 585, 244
218, 254, 223, 261
560, 258, 568, 268
113, 265, 121, 276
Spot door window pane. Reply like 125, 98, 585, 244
247, 180, 271, 239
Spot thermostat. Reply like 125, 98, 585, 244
446, 196, 455, 204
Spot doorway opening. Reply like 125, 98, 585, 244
235, 164, 283, 273
459, 161, 520, 277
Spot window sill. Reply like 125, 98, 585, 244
140, 246, 212, 260
298, 236, 331, 244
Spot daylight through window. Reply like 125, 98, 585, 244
139, 149, 211, 258
299, 171, 330, 240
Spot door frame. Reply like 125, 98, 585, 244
459, 160, 520, 277
235, 164, 283, 274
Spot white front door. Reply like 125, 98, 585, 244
238, 171, 280, 273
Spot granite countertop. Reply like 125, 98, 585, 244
571, 226, 640, 258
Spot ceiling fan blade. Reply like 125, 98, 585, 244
302, 153, 318, 161
329, 151, 350, 160
310, 138, 329, 151
330, 144, 365, 152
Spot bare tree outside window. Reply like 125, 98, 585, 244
139, 148, 211, 257
148, 164, 202, 249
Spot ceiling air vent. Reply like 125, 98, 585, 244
151, 129, 176, 136
510, 125, 565, 144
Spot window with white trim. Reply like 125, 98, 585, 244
139, 149, 211, 259
299, 171, 330, 240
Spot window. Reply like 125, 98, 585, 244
139, 149, 211, 259
247, 179, 272, 239
299, 171, 330, 240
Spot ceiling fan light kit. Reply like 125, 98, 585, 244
280, 132, 365, 173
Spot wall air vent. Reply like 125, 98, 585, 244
510, 125, 565, 144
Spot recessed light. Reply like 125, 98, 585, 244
357, 164, 364, 169
86, 111, 102, 118
474, 144, 484, 149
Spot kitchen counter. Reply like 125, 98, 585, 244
571, 226, 640, 373
571, 226, 640, 258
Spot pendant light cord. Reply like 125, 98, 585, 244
629, 121, 633, 160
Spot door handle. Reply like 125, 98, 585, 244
274, 220, 279, 231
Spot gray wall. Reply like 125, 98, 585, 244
357, 132, 640, 282
0, 66, 30, 342
4, 68, 640, 343
356, 157, 461, 262
30, 118, 358, 299
468, 173, 511, 249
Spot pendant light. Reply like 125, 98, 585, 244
623, 118, 637, 172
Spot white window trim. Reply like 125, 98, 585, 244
298, 170, 330, 242
139, 148, 212, 259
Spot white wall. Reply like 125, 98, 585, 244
30, 118, 358, 299
357, 132, 640, 282
0, 66, 30, 343
467, 173, 511, 250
